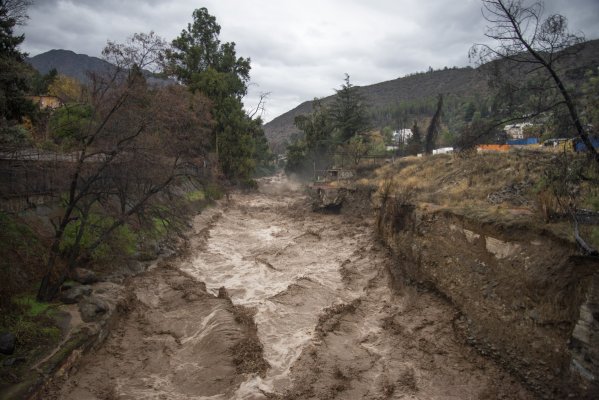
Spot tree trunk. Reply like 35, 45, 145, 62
497, 0, 599, 165
36, 253, 66, 301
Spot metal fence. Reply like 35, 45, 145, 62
0, 159, 69, 199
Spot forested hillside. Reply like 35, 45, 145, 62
265, 39, 599, 153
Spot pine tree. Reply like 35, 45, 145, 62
0, 0, 34, 138
330, 74, 369, 143
424, 94, 443, 154
406, 121, 422, 155
166, 7, 265, 180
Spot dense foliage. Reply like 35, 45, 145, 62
0, 5, 282, 300
285, 76, 370, 176
330, 74, 370, 143
0, 0, 34, 147
166, 7, 272, 181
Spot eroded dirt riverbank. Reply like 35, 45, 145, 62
46, 176, 534, 399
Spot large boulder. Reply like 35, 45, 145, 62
310, 186, 347, 212
79, 296, 109, 322
59, 285, 92, 304
0, 332, 16, 355
72, 267, 98, 285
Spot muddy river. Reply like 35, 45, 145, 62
49, 176, 534, 399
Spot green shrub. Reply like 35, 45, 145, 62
151, 217, 170, 237
60, 213, 137, 262
0, 212, 47, 309
49, 103, 92, 145
583, 191, 599, 211
9, 315, 60, 346
0, 124, 31, 147
13, 294, 52, 317
0, 292, 61, 348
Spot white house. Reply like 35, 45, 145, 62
392, 129, 413, 144
503, 123, 533, 140
432, 147, 454, 155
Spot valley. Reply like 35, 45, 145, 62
43, 175, 535, 400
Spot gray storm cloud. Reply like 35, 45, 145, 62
19, 0, 599, 121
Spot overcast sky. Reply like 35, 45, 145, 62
18, 0, 599, 122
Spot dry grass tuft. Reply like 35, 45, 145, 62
363, 151, 592, 236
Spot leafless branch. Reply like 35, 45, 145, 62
1, 0, 32, 25
470, 0, 597, 164
248, 91, 271, 119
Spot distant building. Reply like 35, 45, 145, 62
27, 95, 63, 110
432, 147, 453, 155
392, 128, 413, 143
503, 123, 533, 140
315, 168, 354, 182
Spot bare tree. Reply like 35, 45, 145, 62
470, 0, 598, 164
36, 33, 213, 301
248, 91, 270, 119
103, 31, 167, 73
1, 0, 32, 25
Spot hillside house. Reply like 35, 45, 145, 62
503, 123, 533, 140
27, 95, 63, 110
432, 147, 454, 155
392, 128, 413, 144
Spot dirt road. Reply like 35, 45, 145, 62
48, 175, 534, 399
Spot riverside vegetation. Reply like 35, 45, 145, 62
1, 0, 599, 398
0, 3, 273, 391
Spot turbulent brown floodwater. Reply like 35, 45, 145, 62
49, 175, 534, 399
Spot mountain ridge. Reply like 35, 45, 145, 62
27, 49, 171, 87
27, 49, 113, 82
264, 39, 599, 153
264, 66, 488, 152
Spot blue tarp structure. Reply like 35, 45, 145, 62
574, 137, 599, 152
507, 138, 540, 146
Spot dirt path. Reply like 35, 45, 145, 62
47, 175, 535, 399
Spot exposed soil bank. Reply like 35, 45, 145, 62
377, 195, 599, 399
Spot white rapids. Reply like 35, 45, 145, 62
182, 175, 366, 398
